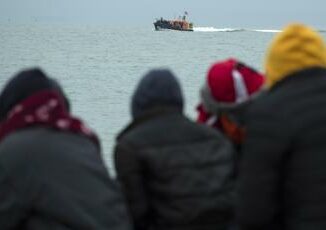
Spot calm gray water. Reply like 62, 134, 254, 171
1, 23, 322, 172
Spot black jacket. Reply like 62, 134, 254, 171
115, 107, 235, 230
0, 128, 132, 230
237, 67, 326, 230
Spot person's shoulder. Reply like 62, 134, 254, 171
254, 68, 326, 113
184, 119, 236, 160
247, 88, 285, 116
182, 116, 230, 142
0, 128, 43, 156
0, 128, 46, 174
0, 128, 97, 162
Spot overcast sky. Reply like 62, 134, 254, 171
0, 0, 325, 29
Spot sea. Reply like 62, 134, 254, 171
1, 23, 325, 173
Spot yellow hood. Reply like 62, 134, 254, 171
265, 24, 326, 88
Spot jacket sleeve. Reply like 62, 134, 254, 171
0, 164, 30, 229
114, 142, 150, 230
237, 106, 291, 230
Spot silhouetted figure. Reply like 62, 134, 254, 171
197, 58, 265, 150
0, 68, 132, 230
114, 69, 235, 230
237, 24, 326, 230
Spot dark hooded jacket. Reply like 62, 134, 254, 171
0, 69, 132, 230
237, 67, 326, 230
114, 70, 236, 230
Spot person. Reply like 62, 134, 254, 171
114, 69, 236, 230
0, 68, 132, 230
237, 24, 326, 230
196, 58, 265, 149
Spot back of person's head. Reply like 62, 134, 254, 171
0, 68, 99, 146
131, 69, 184, 119
197, 58, 265, 145
0, 68, 70, 121
265, 23, 326, 88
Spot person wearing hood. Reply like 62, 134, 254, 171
197, 58, 265, 150
237, 24, 326, 230
0, 68, 132, 230
114, 69, 236, 230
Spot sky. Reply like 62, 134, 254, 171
0, 0, 325, 29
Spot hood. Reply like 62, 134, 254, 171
265, 23, 326, 88
131, 69, 184, 119
0, 68, 70, 121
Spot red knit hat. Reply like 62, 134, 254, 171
206, 58, 265, 104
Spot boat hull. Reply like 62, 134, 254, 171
154, 21, 193, 32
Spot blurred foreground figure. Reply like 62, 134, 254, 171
114, 69, 235, 230
197, 58, 265, 149
237, 24, 326, 230
0, 69, 132, 230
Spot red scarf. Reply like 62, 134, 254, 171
196, 104, 245, 145
0, 90, 100, 148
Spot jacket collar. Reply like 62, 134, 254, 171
117, 106, 182, 141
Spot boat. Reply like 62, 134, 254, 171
154, 12, 194, 32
